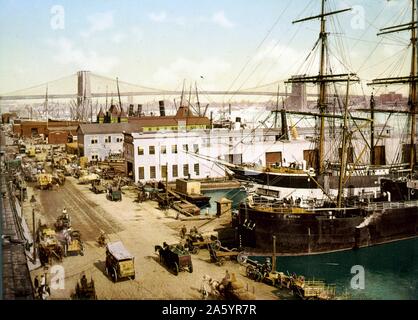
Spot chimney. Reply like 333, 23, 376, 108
128, 104, 134, 117
159, 100, 165, 117
137, 104, 142, 117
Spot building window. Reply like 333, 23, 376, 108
149, 146, 155, 155
105, 136, 111, 143
91, 154, 98, 160
116, 137, 123, 143
172, 165, 178, 177
91, 138, 98, 144
193, 144, 199, 153
138, 167, 144, 180
194, 163, 200, 176
183, 164, 189, 177
150, 166, 156, 179
137, 146, 144, 155
183, 144, 188, 152
161, 165, 167, 178
172, 145, 178, 154
161, 145, 167, 154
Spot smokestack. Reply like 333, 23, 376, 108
137, 104, 142, 117
128, 104, 134, 117
159, 100, 165, 117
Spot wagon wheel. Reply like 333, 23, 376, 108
173, 262, 179, 276
212, 240, 221, 251
112, 268, 118, 282
216, 257, 225, 266
191, 247, 199, 254
246, 265, 254, 278
237, 252, 247, 265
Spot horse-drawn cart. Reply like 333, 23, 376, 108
208, 241, 240, 266
155, 242, 193, 275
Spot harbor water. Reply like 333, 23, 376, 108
203, 187, 417, 300
253, 238, 418, 300
201, 188, 247, 214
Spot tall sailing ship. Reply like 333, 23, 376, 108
231, 0, 418, 255
221, 2, 415, 201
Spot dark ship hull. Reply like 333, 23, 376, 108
233, 178, 418, 256
234, 203, 418, 255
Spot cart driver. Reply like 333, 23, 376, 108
80, 274, 88, 289
62, 207, 71, 225
263, 258, 272, 276
191, 226, 198, 235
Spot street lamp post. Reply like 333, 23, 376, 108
30, 195, 37, 262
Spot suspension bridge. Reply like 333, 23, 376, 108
0, 71, 303, 101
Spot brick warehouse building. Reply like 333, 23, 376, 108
47, 126, 78, 144
12, 120, 83, 142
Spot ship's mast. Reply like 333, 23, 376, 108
370, 93, 376, 165
287, 0, 357, 174
337, 76, 350, 208
318, 0, 327, 174
369, 0, 417, 172
116, 77, 122, 113
411, 0, 417, 170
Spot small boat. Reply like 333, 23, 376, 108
174, 179, 211, 207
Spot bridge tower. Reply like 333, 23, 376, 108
77, 70, 91, 121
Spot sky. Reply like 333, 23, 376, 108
0, 0, 415, 99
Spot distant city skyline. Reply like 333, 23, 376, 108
0, 0, 415, 100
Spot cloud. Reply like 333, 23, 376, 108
212, 11, 235, 28
147, 11, 235, 28
47, 37, 119, 73
254, 40, 298, 62
250, 40, 305, 83
130, 27, 143, 41
81, 11, 114, 38
111, 33, 126, 44
152, 57, 230, 88
148, 12, 167, 23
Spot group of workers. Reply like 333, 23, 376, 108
33, 274, 50, 300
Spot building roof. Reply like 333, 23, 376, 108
97, 107, 105, 117
128, 106, 210, 127
16, 120, 83, 126
77, 122, 141, 135
47, 126, 79, 132
109, 105, 120, 116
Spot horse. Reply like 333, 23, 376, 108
201, 275, 221, 298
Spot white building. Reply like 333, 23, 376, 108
77, 123, 139, 161
124, 127, 294, 183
